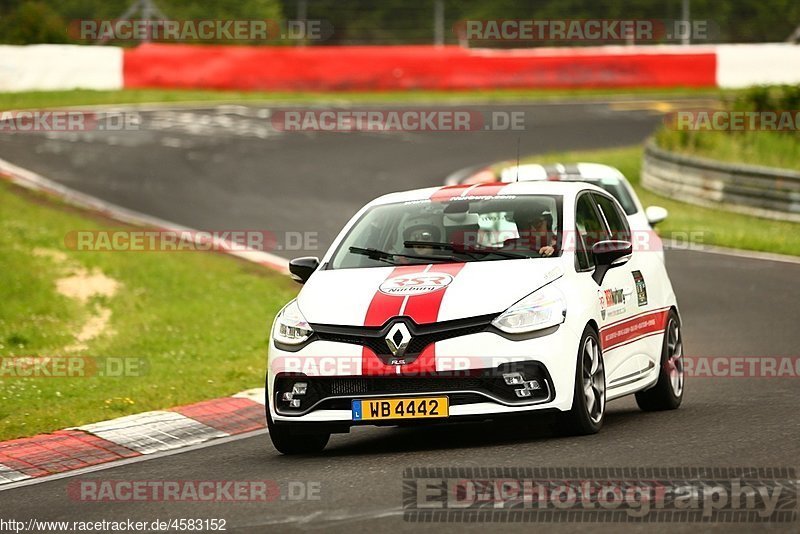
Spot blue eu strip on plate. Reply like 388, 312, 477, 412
351, 400, 362, 421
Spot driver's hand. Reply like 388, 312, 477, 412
539, 245, 555, 257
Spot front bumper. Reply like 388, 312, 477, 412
267, 323, 582, 427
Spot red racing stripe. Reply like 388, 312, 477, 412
400, 262, 465, 375
361, 265, 428, 376
429, 184, 474, 202
361, 180, 496, 376
401, 263, 465, 325
360, 263, 466, 376
429, 181, 507, 202
469, 182, 507, 197
362, 265, 428, 327
600, 309, 670, 351
361, 347, 396, 376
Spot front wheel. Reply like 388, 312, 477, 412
635, 310, 684, 411
559, 326, 606, 435
266, 400, 330, 455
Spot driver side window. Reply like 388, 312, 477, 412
575, 194, 609, 271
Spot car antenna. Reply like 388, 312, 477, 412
515, 137, 521, 182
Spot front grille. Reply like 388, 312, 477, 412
311, 314, 494, 363
405, 325, 487, 354
324, 376, 484, 396
273, 362, 554, 416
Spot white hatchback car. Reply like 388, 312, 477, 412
454, 162, 669, 254
267, 181, 684, 454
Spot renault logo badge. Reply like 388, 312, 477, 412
385, 323, 412, 358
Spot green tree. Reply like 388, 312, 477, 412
0, 1, 70, 44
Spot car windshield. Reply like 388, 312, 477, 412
329, 194, 563, 269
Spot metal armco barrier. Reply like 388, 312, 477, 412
642, 140, 800, 222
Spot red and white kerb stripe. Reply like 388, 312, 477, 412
600, 307, 670, 352
360, 183, 508, 376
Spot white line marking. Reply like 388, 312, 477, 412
0, 158, 289, 273
236, 508, 405, 528
24, 97, 716, 114
0, 429, 267, 493
398, 295, 411, 316
664, 240, 800, 266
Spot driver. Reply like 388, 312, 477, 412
504, 204, 557, 257
402, 224, 440, 257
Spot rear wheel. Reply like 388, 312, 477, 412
559, 326, 605, 435
635, 310, 684, 411
266, 397, 330, 455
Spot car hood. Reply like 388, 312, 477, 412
297, 260, 565, 326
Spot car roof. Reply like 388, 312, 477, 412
499, 162, 628, 184
370, 180, 607, 206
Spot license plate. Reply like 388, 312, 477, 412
352, 397, 449, 421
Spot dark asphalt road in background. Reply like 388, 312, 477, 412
0, 102, 663, 255
0, 101, 798, 532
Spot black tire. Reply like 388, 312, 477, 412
635, 310, 684, 411
559, 325, 606, 436
266, 397, 330, 455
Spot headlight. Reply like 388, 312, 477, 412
492, 284, 566, 334
272, 299, 313, 345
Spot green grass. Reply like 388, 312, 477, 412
0, 87, 732, 110
654, 128, 800, 172
491, 146, 800, 257
0, 180, 298, 440
653, 85, 800, 171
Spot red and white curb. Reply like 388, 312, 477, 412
0, 160, 279, 488
0, 388, 266, 487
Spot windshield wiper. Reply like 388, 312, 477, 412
404, 241, 530, 260
348, 246, 462, 264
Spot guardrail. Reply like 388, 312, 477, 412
641, 140, 800, 223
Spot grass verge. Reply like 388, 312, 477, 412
0, 180, 297, 440
653, 85, 800, 171
654, 129, 800, 172
492, 146, 800, 257
0, 87, 731, 110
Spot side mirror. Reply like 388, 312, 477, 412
289, 257, 320, 284
645, 205, 668, 226
591, 240, 632, 285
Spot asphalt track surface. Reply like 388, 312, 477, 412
1, 101, 799, 533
